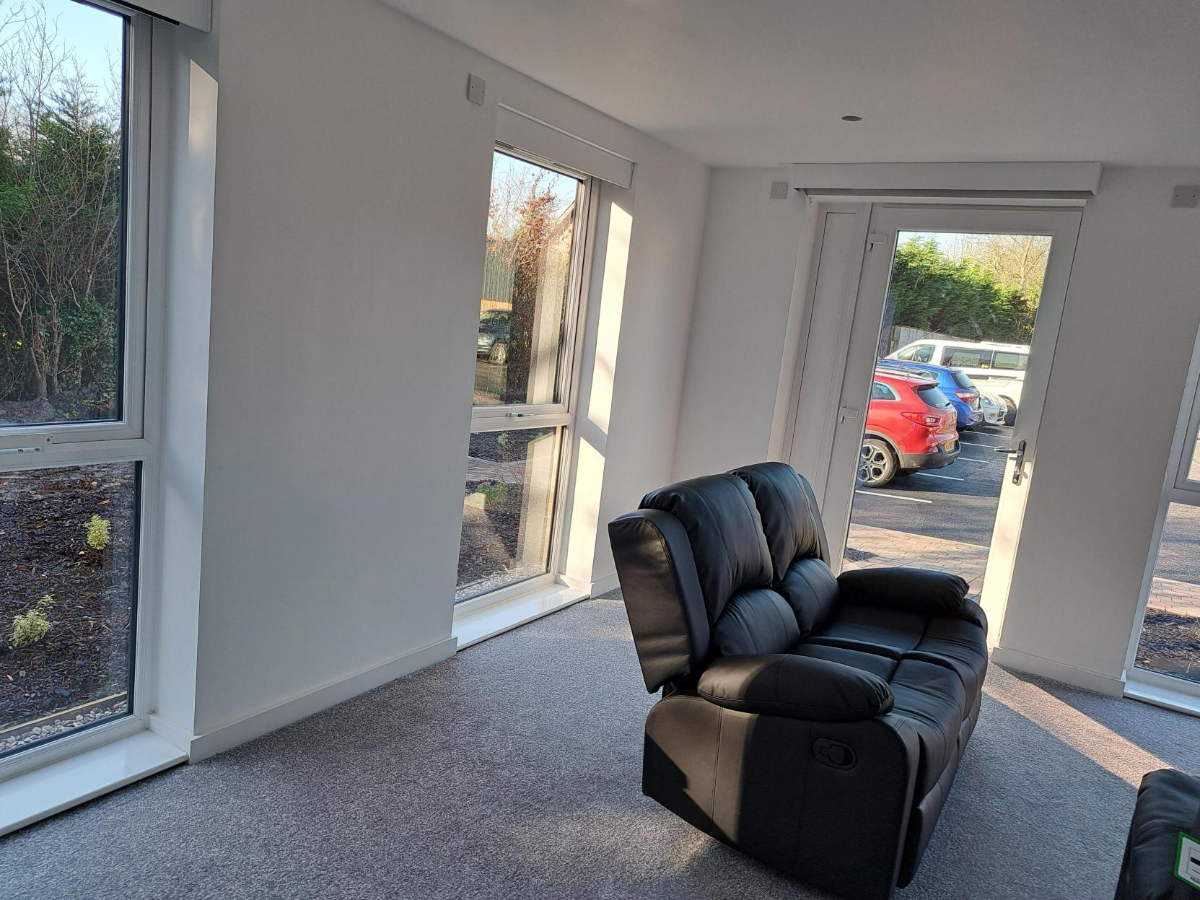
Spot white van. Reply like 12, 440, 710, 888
889, 339, 1028, 424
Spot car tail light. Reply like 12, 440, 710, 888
901, 411, 941, 427
955, 390, 976, 403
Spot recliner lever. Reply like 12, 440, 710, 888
813, 738, 856, 770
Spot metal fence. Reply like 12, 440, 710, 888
474, 363, 506, 399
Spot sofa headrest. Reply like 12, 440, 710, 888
730, 462, 829, 580
641, 473, 773, 623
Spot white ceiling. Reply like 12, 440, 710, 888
381, 0, 1200, 167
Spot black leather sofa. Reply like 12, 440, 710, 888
609, 462, 988, 900
1115, 769, 1200, 900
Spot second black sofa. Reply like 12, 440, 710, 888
609, 462, 989, 900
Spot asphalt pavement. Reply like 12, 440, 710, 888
851, 423, 1200, 585
851, 424, 1009, 548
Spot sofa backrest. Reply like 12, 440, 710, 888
730, 462, 830, 577
731, 462, 840, 637
641, 474, 772, 620
610, 472, 802, 692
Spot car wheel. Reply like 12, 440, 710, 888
489, 341, 508, 364
1002, 398, 1017, 426
858, 438, 897, 488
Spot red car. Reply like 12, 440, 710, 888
859, 370, 960, 487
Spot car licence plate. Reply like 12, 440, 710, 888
942, 440, 958, 453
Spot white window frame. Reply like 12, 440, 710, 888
1124, 321, 1200, 703
0, 0, 149, 453
455, 145, 596, 613
0, 6, 160, 781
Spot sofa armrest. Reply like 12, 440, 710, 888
837, 567, 971, 619
697, 654, 894, 722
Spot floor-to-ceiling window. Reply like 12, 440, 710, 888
0, 0, 154, 766
1128, 327, 1200, 696
455, 148, 591, 604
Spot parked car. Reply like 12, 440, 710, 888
978, 389, 1007, 426
476, 311, 509, 363
889, 338, 1026, 425
875, 358, 983, 429
860, 370, 959, 488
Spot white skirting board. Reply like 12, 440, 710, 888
590, 571, 621, 596
990, 646, 1125, 697
187, 636, 458, 762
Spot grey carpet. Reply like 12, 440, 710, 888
1, 593, 1197, 899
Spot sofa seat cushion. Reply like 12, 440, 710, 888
790, 643, 967, 799
807, 602, 988, 700
907, 613, 989, 700
886, 659, 968, 798
790, 641, 898, 681
808, 604, 926, 655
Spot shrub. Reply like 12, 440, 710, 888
11, 595, 54, 648
476, 481, 509, 506
86, 514, 111, 551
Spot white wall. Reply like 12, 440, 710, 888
674, 164, 1200, 692
673, 167, 806, 479
998, 166, 1200, 688
185, 0, 708, 743
585, 153, 710, 589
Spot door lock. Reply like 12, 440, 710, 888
994, 439, 1027, 485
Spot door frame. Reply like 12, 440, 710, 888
786, 202, 1083, 640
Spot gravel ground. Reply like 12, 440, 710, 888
1135, 608, 1200, 684
0, 698, 127, 756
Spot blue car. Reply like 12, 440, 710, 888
875, 358, 983, 429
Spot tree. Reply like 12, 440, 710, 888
887, 236, 1043, 345
482, 161, 574, 404
0, 0, 121, 412
962, 233, 1050, 301
503, 182, 558, 402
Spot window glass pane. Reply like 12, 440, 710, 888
1134, 502, 1200, 685
1, 462, 138, 758
992, 351, 1027, 370
474, 152, 580, 407
911, 345, 933, 363
942, 347, 989, 368
914, 384, 952, 408
0, 1, 126, 427
1186, 430, 1200, 483
870, 382, 895, 401
457, 427, 561, 602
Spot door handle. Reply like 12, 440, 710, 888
994, 439, 1027, 485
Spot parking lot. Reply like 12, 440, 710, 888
849, 423, 1200, 598
851, 423, 1010, 548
